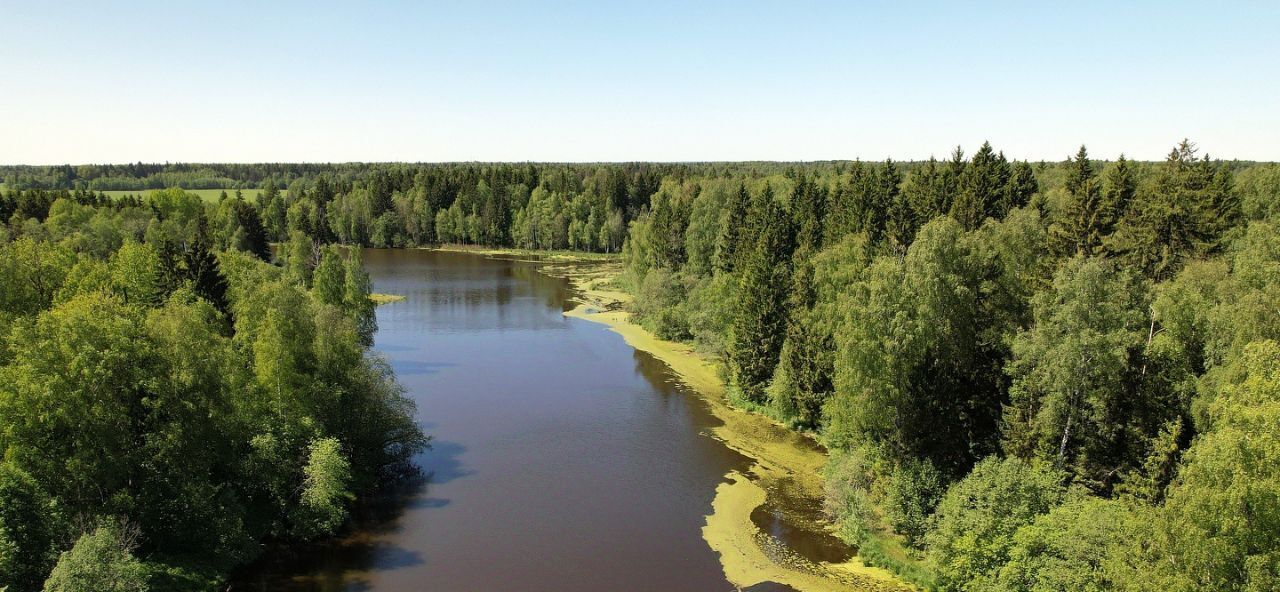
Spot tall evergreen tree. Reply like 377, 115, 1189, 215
950, 142, 1010, 230
729, 187, 794, 404
1108, 139, 1233, 279
713, 184, 750, 274
1100, 154, 1137, 242
1051, 145, 1106, 257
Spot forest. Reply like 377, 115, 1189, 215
3, 141, 1280, 590
0, 189, 428, 590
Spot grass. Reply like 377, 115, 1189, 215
98, 188, 280, 203
0, 184, 273, 204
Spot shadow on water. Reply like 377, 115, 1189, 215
231, 441, 472, 591
418, 440, 472, 485
230, 480, 431, 592
389, 360, 456, 376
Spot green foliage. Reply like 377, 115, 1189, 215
312, 246, 346, 306
0, 463, 58, 592
994, 497, 1135, 592
1004, 256, 1148, 489
829, 218, 1009, 472
1050, 145, 1107, 257
882, 459, 946, 549
631, 266, 690, 340
925, 456, 1069, 591
294, 438, 354, 540
1108, 140, 1236, 279
728, 186, 794, 403
0, 199, 426, 587
42, 523, 148, 592
343, 248, 377, 345
1147, 341, 1280, 590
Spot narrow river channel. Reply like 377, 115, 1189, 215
236, 248, 849, 591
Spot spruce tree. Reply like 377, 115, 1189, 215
729, 187, 794, 404
790, 175, 825, 254
950, 142, 1009, 230
1052, 145, 1105, 257
1100, 154, 1137, 240
1002, 160, 1039, 216
183, 215, 231, 318
713, 183, 750, 274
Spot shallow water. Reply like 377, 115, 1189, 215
234, 249, 848, 591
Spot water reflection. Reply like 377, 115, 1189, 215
234, 249, 836, 591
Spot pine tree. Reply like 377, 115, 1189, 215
1108, 139, 1232, 279
1001, 160, 1039, 216
1101, 155, 1136, 237
950, 142, 1009, 230
183, 215, 231, 318
713, 184, 750, 274
790, 175, 826, 254
1051, 145, 1105, 257
729, 188, 794, 404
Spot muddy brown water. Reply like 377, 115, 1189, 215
233, 249, 849, 591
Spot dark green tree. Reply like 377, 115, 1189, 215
729, 187, 794, 404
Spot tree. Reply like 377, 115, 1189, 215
0, 293, 154, 511
0, 463, 58, 592
1100, 155, 1137, 240
728, 187, 794, 403
343, 248, 377, 345
1050, 146, 1106, 257
282, 230, 315, 286
1108, 139, 1234, 279
312, 246, 345, 306
42, 523, 148, 592
1144, 340, 1280, 590
950, 142, 1010, 231
829, 218, 1008, 473
925, 456, 1068, 591
994, 497, 1134, 592
1004, 256, 1147, 490
293, 437, 353, 540
713, 184, 750, 273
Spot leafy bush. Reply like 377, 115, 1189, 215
631, 266, 690, 340
883, 458, 946, 549
925, 456, 1069, 591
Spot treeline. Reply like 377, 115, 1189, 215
0, 190, 428, 590
620, 141, 1280, 591
3, 163, 681, 252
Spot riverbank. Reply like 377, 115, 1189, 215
440, 246, 910, 592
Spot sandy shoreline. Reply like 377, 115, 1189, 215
439, 246, 909, 591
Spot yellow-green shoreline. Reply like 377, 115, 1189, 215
438, 246, 910, 592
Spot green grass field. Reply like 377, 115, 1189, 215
98, 188, 280, 203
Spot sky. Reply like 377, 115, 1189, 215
2, 1, 1278, 164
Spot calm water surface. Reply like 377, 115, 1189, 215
235, 249, 827, 591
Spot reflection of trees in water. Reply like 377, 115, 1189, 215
231, 477, 428, 592
230, 439, 471, 591
508, 262, 572, 311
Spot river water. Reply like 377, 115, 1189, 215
235, 249, 843, 591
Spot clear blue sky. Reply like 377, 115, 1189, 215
3, 1, 1277, 163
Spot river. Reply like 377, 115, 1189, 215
234, 248, 855, 591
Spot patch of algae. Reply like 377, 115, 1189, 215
489, 250, 915, 592
368, 293, 406, 305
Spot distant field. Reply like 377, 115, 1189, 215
98, 188, 279, 203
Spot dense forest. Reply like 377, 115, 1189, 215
618, 141, 1280, 591
0, 190, 427, 590
3, 142, 1280, 590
